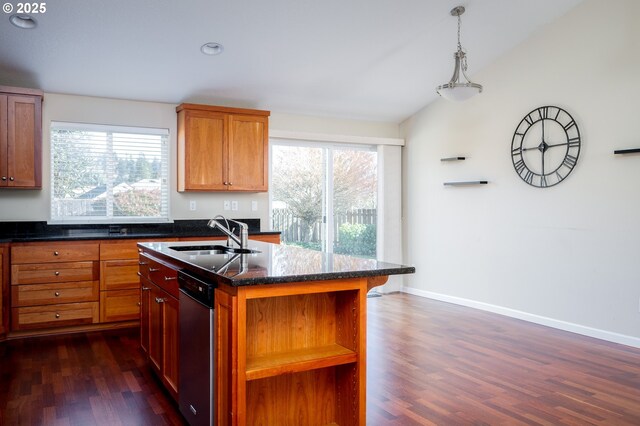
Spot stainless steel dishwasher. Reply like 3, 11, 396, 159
178, 270, 215, 426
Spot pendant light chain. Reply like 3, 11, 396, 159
457, 13, 468, 73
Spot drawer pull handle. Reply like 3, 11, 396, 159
139, 261, 148, 265
54, 251, 59, 256
155, 297, 167, 304
149, 268, 160, 272
55, 271, 60, 276
164, 276, 177, 281
54, 292, 60, 297
137, 272, 142, 276
55, 313, 60, 319
142, 286, 151, 291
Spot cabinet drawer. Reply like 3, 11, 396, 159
12, 280, 99, 307
12, 243, 99, 264
100, 259, 140, 291
139, 253, 178, 298
12, 301, 99, 331
100, 289, 140, 322
11, 261, 98, 285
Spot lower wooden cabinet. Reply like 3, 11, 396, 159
12, 301, 99, 330
0, 245, 7, 337
140, 274, 179, 400
100, 288, 140, 322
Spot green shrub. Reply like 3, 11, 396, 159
334, 223, 376, 258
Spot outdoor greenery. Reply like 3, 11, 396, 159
334, 223, 376, 257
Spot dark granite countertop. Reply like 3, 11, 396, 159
0, 219, 278, 243
138, 240, 415, 287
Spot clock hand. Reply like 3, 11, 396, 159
545, 141, 570, 149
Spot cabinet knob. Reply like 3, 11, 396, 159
228, 182, 233, 186
55, 271, 60, 276
55, 313, 61, 319
137, 302, 141, 307
54, 251, 59, 256
9, 177, 14, 181
164, 276, 176, 281
155, 297, 167, 304
1, 176, 6, 181
137, 272, 142, 276
54, 292, 60, 297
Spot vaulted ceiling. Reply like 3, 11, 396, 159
0, 0, 582, 122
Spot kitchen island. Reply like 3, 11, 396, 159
138, 240, 414, 426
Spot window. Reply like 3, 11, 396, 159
50, 122, 169, 223
271, 141, 377, 258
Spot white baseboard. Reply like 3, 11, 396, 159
402, 286, 640, 349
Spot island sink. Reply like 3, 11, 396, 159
168, 244, 260, 255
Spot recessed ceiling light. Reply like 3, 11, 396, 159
9, 14, 37, 29
200, 42, 224, 56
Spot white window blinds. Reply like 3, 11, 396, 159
50, 122, 170, 223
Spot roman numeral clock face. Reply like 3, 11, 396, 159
511, 106, 581, 188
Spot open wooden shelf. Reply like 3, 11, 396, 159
246, 343, 357, 381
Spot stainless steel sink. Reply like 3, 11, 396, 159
168, 245, 260, 255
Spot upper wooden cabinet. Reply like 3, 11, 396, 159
176, 103, 269, 192
0, 86, 43, 189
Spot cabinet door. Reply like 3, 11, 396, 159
0, 95, 7, 186
140, 278, 152, 355
180, 109, 227, 191
148, 284, 163, 373
161, 292, 179, 399
228, 114, 268, 191
6, 95, 41, 188
0, 247, 5, 336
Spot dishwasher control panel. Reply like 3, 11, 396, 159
178, 270, 215, 308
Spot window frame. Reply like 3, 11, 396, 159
49, 121, 171, 224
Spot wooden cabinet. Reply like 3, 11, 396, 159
0, 245, 7, 338
138, 252, 179, 400
99, 240, 144, 323
0, 86, 43, 189
11, 242, 100, 331
216, 278, 367, 426
177, 103, 269, 192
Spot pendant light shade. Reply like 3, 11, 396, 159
436, 6, 483, 101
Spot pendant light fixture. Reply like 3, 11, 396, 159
436, 6, 483, 101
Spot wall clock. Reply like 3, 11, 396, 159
511, 105, 581, 188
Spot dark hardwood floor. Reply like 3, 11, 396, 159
2, 293, 639, 425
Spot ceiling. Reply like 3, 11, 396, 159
0, 0, 582, 123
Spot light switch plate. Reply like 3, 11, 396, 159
223, 200, 231, 211
231, 201, 238, 211
189, 200, 196, 211
251, 201, 258, 211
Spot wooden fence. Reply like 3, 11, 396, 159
271, 208, 377, 244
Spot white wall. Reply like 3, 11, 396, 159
401, 0, 640, 344
0, 93, 401, 232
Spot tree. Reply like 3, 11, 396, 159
52, 130, 103, 198
271, 146, 377, 243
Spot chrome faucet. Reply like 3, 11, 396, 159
207, 215, 248, 249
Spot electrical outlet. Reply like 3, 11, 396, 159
189, 200, 196, 211
231, 200, 238, 211
251, 200, 258, 211
223, 200, 231, 211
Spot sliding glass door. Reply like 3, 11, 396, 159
271, 141, 377, 257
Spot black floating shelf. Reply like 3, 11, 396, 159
614, 148, 640, 155
443, 181, 488, 186
440, 156, 466, 161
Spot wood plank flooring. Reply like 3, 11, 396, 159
1, 293, 639, 425
367, 294, 640, 425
